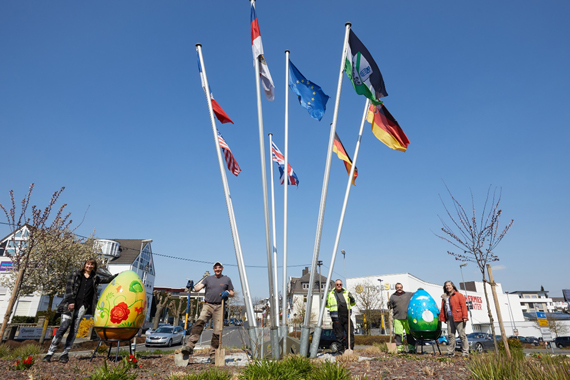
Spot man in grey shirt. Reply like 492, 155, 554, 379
180, 261, 234, 363
388, 282, 416, 353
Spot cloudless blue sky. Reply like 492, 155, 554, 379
1, 1, 568, 300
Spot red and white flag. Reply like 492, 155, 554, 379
217, 130, 241, 176
250, 2, 275, 101
197, 52, 234, 124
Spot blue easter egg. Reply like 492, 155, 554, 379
407, 288, 441, 340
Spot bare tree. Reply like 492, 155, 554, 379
167, 297, 188, 327
0, 184, 72, 340
436, 185, 513, 354
352, 281, 383, 335
152, 290, 171, 329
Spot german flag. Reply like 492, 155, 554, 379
333, 133, 358, 186
366, 104, 409, 152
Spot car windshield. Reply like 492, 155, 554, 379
155, 327, 173, 333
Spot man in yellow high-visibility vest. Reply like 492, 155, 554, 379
325, 279, 356, 354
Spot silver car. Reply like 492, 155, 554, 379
145, 326, 185, 347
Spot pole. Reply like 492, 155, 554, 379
196, 44, 258, 353
250, 5, 279, 354
486, 264, 511, 360
459, 263, 474, 331
281, 51, 290, 352
309, 98, 370, 358
300, 22, 352, 357
268, 133, 281, 359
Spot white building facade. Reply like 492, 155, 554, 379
347, 273, 554, 338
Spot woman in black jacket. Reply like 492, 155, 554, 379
43, 258, 114, 363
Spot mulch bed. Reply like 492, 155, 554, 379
0, 350, 473, 380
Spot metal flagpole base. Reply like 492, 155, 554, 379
309, 325, 322, 358
248, 327, 259, 359
270, 327, 280, 359
279, 325, 287, 357
299, 326, 311, 356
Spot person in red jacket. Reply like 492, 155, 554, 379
439, 281, 469, 356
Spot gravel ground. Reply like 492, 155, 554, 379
0, 350, 473, 380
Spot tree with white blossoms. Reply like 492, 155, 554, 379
0, 184, 73, 340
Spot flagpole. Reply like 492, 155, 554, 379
267, 133, 281, 335
309, 98, 369, 357
299, 22, 352, 357
282, 50, 290, 353
195, 44, 257, 342
251, 0, 279, 358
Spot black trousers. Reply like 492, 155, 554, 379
332, 314, 354, 351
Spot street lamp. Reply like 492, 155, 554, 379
505, 291, 517, 335
378, 279, 386, 334
459, 263, 474, 331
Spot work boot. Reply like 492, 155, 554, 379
59, 353, 69, 363
178, 345, 193, 356
42, 354, 53, 362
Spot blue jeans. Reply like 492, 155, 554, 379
47, 305, 86, 355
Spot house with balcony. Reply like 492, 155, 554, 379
508, 290, 554, 314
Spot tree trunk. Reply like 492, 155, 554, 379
487, 264, 511, 359
39, 295, 54, 345
481, 271, 499, 355
0, 265, 26, 340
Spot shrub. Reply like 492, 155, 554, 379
239, 356, 315, 380
309, 361, 352, 380
0, 344, 10, 358
498, 338, 524, 360
10, 343, 41, 360
11, 316, 35, 324
10, 355, 35, 371
35, 310, 60, 325
76, 318, 94, 338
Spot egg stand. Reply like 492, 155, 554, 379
410, 329, 442, 355
89, 326, 140, 362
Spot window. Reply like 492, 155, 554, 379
302, 283, 309, 289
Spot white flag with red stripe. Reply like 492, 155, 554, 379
250, 2, 275, 101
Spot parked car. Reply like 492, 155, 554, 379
456, 332, 494, 353
438, 335, 449, 345
234, 319, 244, 326
525, 336, 540, 346
555, 336, 570, 348
145, 323, 169, 335
309, 329, 342, 353
145, 326, 185, 347
223, 319, 230, 326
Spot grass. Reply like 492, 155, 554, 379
467, 352, 570, 380
168, 368, 233, 380
0, 343, 41, 360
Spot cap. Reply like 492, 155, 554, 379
213, 261, 223, 268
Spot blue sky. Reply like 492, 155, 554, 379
1, 1, 569, 300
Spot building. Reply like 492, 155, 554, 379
0, 231, 157, 323
288, 267, 334, 328
507, 290, 554, 313
347, 273, 533, 336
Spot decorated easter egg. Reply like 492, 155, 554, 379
407, 288, 441, 340
94, 270, 147, 340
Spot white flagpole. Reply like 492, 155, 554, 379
282, 50, 290, 352
195, 44, 257, 336
309, 98, 369, 357
268, 133, 280, 332
299, 22, 352, 357
250, 0, 279, 359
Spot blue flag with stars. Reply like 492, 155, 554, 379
288, 60, 329, 121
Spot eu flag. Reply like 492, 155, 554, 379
288, 60, 329, 121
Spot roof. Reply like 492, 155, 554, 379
107, 239, 150, 265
